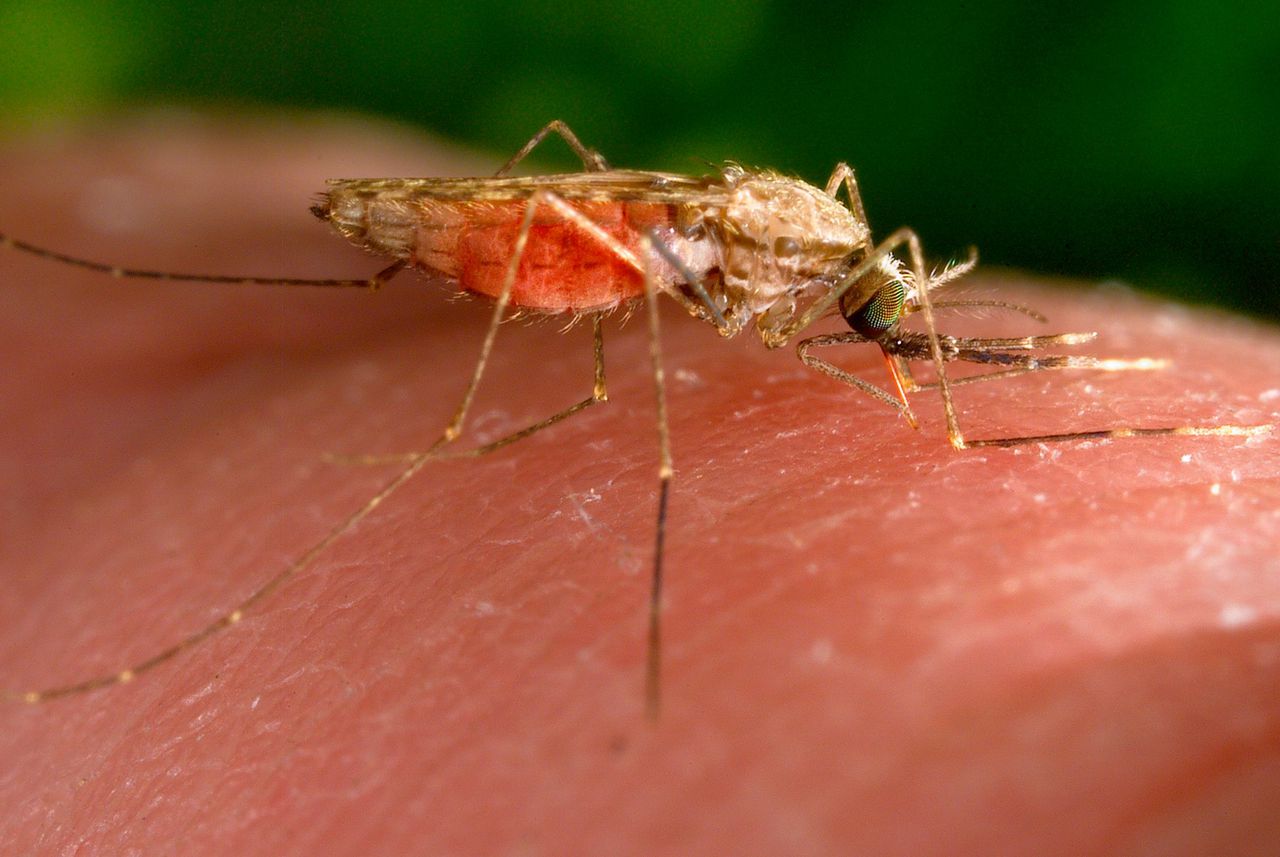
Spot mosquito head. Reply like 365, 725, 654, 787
834, 250, 916, 340
839, 277, 911, 340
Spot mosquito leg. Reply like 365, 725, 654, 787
326, 319, 608, 464
897, 229, 968, 448
901, 290, 1269, 450
822, 163, 869, 227
441, 315, 608, 460
912, 347, 1267, 446
427, 189, 630, 457
330, 191, 645, 469
366, 259, 408, 290
495, 120, 610, 175
4, 195, 616, 705
5, 445, 438, 704
775, 223, 1268, 448
7, 193, 543, 703
460, 205, 678, 720
968, 425, 1272, 447
638, 235, 674, 722
474, 198, 678, 720
325, 193, 676, 718
0, 232, 407, 290
796, 333, 912, 415
442, 199, 678, 720
396, 194, 554, 459
323, 191, 675, 717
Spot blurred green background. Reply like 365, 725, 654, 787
1, 0, 1276, 320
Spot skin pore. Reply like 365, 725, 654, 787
1, 116, 1278, 856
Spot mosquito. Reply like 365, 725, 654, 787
1, 120, 1267, 717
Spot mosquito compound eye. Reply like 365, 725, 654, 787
844, 279, 906, 338
773, 235, 801, 257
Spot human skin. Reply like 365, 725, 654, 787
1, 115, 1279, 856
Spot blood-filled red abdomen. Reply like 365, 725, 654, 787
414, 200, 672, 312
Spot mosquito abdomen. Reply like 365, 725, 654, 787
455, 200, 675, 312
316, 188, 419, 259
320, 189, 678, 313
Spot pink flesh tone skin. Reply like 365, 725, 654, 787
2, 116, 1279, 857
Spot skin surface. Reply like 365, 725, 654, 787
2, 115, 1279, 856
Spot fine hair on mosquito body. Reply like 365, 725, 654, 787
1, 120, 1269, 719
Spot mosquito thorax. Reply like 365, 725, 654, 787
716, 170, 870, 325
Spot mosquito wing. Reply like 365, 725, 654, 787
323, 170, 733, 206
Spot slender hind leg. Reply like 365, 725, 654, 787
332, 192, 677, 718
444, 317, 608, 459
4, 446, 440, 704
455, 200, 677, 720
335, 190, 643, 465
496, 120, 610, 175
636, 233, 673, 721
435, 196, 675, 719
822, 162, 869, 227
0, 236, 409, 290
3, 191, 612, 705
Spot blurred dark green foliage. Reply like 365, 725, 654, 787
1, 0, 1276, 319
